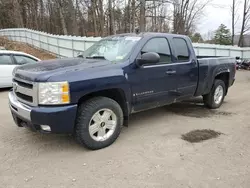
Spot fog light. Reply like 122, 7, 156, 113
40, 125, 51, 132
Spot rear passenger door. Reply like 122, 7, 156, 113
0, 54, 16, 88
172, 37, 198, 99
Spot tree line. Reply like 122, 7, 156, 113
0, 0, 249, 46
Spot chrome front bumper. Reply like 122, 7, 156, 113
9, 91, 31, 121
9, 90, 78, 133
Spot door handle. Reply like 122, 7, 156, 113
166, 70, 176, 75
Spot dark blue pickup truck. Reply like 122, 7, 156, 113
9, 32, 236, 150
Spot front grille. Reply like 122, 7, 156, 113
12, 78, 37, 106
13, 79, 33, 89
16, 92, 33, 103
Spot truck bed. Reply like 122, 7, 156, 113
195, 56, 236, 97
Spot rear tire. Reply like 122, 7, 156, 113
75, 97, 123, 150
203, 79, 226, 109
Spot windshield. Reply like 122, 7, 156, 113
82, 36, 141, 62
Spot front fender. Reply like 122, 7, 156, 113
69, 69, 131, 104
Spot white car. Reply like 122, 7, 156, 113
0, 50, 41, 88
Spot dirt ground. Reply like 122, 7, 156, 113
0, 71, 250, 188
0, 37, 56, 60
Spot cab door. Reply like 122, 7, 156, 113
127, 37, 178, 112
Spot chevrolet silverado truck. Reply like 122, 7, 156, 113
9, 32, 236, 150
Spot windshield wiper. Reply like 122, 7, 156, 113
85, 56, 106, 59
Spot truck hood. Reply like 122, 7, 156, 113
14, 58, 114, 82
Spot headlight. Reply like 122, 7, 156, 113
38, 82, 70, 105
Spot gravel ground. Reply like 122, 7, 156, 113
0, 71, 250, 188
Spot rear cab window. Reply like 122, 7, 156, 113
173, 38, 190, 62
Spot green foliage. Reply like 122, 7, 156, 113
213, 24, 232, 45
190, 33, 204, 43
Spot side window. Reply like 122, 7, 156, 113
14, 55, 38, 65
0, 55, 12, 65
173, 38, 190, 62
141, 38, 171, 64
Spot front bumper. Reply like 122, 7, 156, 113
9, 91, 78, 133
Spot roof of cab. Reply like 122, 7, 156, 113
108, 32, 188, 38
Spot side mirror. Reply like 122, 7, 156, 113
136, 52, 160, 67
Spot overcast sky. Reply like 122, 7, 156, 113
197, 0, 244, 37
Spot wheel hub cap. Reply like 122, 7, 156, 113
214, 85, 224, 105
100, 122, 105, 127
89, 109, 117, 142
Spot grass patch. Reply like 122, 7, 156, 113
181, 129, 223, 143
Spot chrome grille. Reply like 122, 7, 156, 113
12, 78, 38, 106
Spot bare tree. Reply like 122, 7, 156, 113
67, 0, 79, 35
97, 0, 105, 36
39, 0, 45, 30
140, 0, 146, 32
108, 0, 115, 34
11, 0, 24, 28
232, 0, 236, 45
231, 0, 241, 45
173, 0, 211, 35
57, 0, 68, 35
0, 0, 211, 38
91, 0, 98, 36
131, 0, 136, 32
238, 0, 250, 47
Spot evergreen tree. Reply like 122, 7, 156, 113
191, 33, 204, 43
213, 24, 232, 45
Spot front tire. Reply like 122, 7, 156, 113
75, 97, 123, 150
203, 79, 226, 109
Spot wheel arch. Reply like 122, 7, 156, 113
214, 72, 229, 95
77, 88, 130, 119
